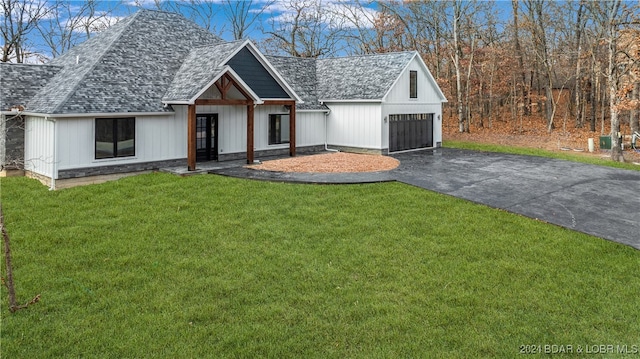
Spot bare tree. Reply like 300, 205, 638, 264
588, 0, 640, 161
572, 0, 586, 127
135, 0, 222, 34
332, 0, 378, 55
606, 0, 624, 161
1, 0, 50, 62
223, 0, 273, 40
522, 0, 557, 132
261, 0, 346, 58
36, 0, 120, 59
511, 0, 530, 117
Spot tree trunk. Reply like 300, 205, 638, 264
631, 84, 639, 137
590, 60, 598, 132
573, 1, 584, 127
606, 0, 624, 162
512, 0, 529, 116
452, 1, 465, 133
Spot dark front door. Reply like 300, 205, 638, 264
196, 114, 218, 161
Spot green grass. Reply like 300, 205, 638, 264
1, 174, 639, 358
444, 140, 640, 171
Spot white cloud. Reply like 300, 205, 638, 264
262, 0, 378, 29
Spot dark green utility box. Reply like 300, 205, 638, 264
599, 136, 612, 150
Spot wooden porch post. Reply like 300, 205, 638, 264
247, 104, 254, 164
187, 104, 196, 171
289, 101, 296, 157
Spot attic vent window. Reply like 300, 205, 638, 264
409, 71, 418, 99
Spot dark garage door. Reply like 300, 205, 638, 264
389, 113, 433, 152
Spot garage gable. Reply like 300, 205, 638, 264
383, 53, 447, 104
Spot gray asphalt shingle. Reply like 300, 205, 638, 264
0, 63, 60, 111
265, 55, 326, 110
8, 10, 423, 115
163, 41, 245, 103
316, 52, 416, 100
28, 10, 222, 114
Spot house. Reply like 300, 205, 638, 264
0, 10, 447, 189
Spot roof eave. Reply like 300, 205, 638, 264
8, 110, 175, 118
319, 99, 382, 103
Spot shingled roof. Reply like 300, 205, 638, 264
163, 40, 246, 103
265, 55, 325, 110
0, 63, 60, 111
317, 52, 417, 101
27, 10, 222, 114
5, 10, 440, 116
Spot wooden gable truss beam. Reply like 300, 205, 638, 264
187, 75, 297, 170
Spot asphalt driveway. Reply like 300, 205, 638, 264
212, 148, 640, 250
392, 148, 640, 250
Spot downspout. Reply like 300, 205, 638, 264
46, 117, 57, 191
323, 107, 338, 152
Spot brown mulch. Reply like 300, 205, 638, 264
247, 152, 400, 173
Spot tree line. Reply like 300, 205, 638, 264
2, 0, 639, 161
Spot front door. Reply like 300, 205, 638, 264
196, 114, 218, 161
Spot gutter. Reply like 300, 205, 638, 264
323, 107, 338, 152
46, 117, 57, 190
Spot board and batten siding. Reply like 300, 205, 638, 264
24, 116, 54, 177
56, 113, 186, 171
381, 55, 444, 150
253, 106, 325, 151
192, 104, 246, 155
325, 102, 382, 150
384, 56, 442, 104
188, 104, 326, 155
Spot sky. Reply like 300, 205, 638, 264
12, 0, 518, 62
59, 0, 381, 41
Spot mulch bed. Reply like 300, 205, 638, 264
247, 152, 400, 173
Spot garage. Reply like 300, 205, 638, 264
389, 113, 434, 152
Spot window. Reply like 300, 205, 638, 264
269, 114, 289, 145
409, 70, 418, 99
95, 118, 135, 159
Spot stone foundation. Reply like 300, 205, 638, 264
57, 159, 186, 179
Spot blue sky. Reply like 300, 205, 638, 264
15, 0, 522, 62
70, 0, 380, 41
18, 0, 381, 61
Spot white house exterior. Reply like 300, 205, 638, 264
0, 10, 446, 189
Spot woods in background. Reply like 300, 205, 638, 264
3, 0, 640, 160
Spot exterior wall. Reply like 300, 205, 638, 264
1, 114, 25, 170
254, 106, 325, 151
24, 116, 54, 178
293, 111, 326, 148
190, 104, 326, 156
56, 113, 187, 173
324, 102, 383, 150
41, 103, 326, 181
381, 56, 444, 149
192, 104, 247, 155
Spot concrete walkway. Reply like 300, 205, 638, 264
211, 148, 640, 250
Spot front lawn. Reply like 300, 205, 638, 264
1, 174, 638, 358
